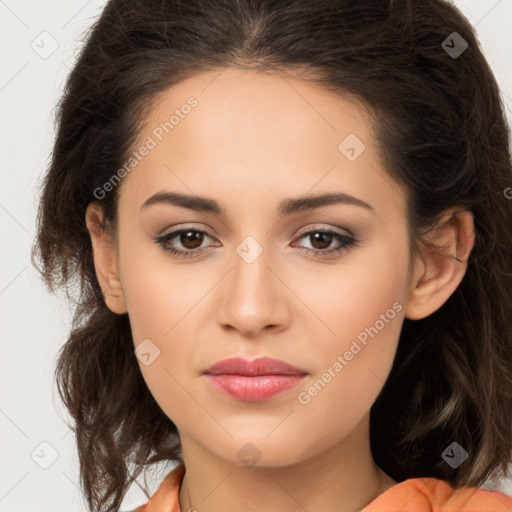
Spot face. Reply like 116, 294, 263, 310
106, 67, 414, 466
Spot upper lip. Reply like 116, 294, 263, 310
203, 357, 308, 376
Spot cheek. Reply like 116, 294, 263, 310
295, 239, 407, 342
119, 237, 207, 343
290, 243, 407, 406
287, 279, 404, 458
118, 239, 215, 401
121, 257, 201, 426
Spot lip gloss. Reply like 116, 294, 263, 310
206, 374, 306, 401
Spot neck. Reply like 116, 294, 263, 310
177, 413, 397, 512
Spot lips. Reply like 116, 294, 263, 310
203, 357, 309, 401
203, 356, 308, 376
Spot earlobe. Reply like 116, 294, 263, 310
404, 209, 475, 321
85, 202, 128, 315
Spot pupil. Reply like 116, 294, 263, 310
182, 231, 203, 249
312, 232, 332, 250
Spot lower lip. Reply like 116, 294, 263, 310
205, 374, 307, 401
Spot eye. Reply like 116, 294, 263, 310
153, 227, 358, 259
154, 228, 217, 258
291, 229, 358, 258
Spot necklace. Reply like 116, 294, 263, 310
183, 473, 194, 511
183, 470, 391, 511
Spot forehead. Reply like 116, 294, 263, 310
117, 67, 405, 220
138, 66, 374, 152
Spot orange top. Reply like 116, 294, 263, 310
131, 463, 512, 512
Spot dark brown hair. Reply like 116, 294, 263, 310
31, 0, 512, 510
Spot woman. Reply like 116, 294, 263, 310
32, 0, 512, 511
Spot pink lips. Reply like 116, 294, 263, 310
203, 357, 308, 402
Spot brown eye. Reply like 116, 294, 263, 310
292, 229, 358, 258
179, 230, 204, 249
154, 228, 216, 258
308, 232, 333, 250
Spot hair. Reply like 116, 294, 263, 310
31, 0, 512, 510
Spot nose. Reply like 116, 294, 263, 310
216, 242, 290, 338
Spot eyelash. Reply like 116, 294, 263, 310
154, 227, 358, 259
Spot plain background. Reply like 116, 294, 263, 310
1, 1, 511, 510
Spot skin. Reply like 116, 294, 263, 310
85, 67, 475, 512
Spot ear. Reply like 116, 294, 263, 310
85, 202, 128, 315
404, 208, 475, 320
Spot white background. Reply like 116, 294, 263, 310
1, 1, 511, 510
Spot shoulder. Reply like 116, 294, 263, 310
362, 476, 512, 511
124, 463, 186, 512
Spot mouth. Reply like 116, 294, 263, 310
203, 356, 308, 377
205, 374, 307, 401
203, 357, 308, 401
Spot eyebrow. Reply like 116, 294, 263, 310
141, 191, 376, 216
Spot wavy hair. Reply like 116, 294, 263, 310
31, 0, 512, 510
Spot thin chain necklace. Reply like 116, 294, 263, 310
183, 473, 194, 511
187, 477, 192, 510
183, 470, 388, 511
